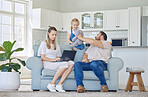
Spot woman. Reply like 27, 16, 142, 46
38, 27, 74, 92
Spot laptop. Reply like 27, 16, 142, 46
55, 50, 77, 62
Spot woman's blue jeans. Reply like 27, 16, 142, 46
74, 60, 107, 87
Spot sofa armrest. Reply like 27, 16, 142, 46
26, 57, 43, 70
108, 57, 124, 72
26, 57, 43, 90
107, 57, 124, 90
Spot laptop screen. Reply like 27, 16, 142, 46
61, 50, 77, 61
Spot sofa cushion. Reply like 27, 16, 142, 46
42, 69, 109, 81
33, 45, 39, 57
74, 49, 86, 62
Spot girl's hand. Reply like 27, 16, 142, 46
71, 42, 74, 44
77, 33, 83, 39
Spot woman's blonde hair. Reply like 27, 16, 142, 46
71, 18, 79, 29
46, 26, 57, 50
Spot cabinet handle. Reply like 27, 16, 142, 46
132, 42, 135, 43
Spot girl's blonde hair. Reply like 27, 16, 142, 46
71, 18, 79, 29
46, 26, 57, 50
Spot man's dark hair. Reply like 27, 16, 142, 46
100, 31, 107, 40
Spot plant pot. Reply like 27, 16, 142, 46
0, 72, 20, 91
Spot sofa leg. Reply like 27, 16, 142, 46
108, 90, 117, 92
33, 90, 40, 91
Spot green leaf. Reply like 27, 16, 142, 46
8, 48, 24, 57
0, 52, 10, 61
16, 58, 26, 66
0, 53, 7, 61
13, 48, 24, 52
0, 63, 9, 70
0, 62, 14, 70
3, 41, 14, 52
10, 63, 21, 72
1, 66, 11, 72
12, 41, 16, 49
0, 46, 5, 51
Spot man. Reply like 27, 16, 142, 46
74, 31, 112, 93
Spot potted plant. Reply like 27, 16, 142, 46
0, 41, 26, 91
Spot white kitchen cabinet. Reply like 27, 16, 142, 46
143, 6, 148, 16
32, 8, 42, 28
81, 11, 104, 31
128, 7, 141, 46
49, 12, 63, 31
32, 8, 63, 31
104, 9, 129, 30
81, 12, 91, 30
62, 12, 81, 31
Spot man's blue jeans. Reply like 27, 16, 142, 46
74, 60, 107, 87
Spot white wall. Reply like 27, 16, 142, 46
61, 0, 148, 12
147, 18, 148, 45
32, 0, 148, 13
32, 29, 47, 45
32, 29, 65, 45
32, 0, 61, 12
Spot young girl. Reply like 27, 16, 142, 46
67, 18, 85, 50
38, 27, 74, 92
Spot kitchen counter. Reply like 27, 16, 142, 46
112, 47, 148, 90
112, 46, 148, 48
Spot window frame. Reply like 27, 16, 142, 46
0, 0, 27, 56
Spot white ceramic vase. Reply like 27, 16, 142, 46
0, 72, 20, 91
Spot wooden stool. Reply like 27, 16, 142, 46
125, 70, 146, 92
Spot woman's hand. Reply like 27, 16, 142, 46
54, 58, 61, 61
82, 59, 89, 63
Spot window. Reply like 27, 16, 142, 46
0, 14, 12, 42
15, 2, 25, 14
0, 0, 27, 56
0, 0, 12, 12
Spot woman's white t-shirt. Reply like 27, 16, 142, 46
37, 41, 61, 59
37, 41, 74, 71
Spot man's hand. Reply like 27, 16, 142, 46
77, 33, 104, 48
82, 59, 89, 63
